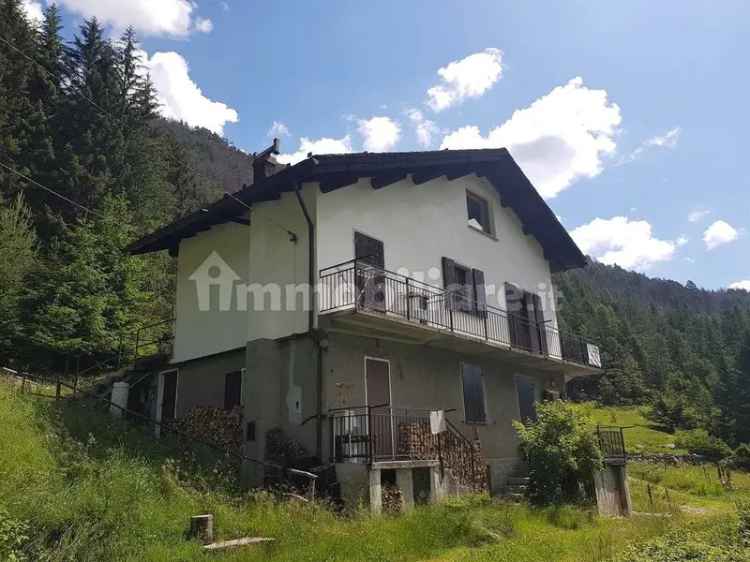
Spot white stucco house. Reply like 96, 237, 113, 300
128, 147, 603, 510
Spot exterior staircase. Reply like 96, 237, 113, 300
502, 475, 530, 501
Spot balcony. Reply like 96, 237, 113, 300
329, 405, 487, 491
319, 260, 603, 374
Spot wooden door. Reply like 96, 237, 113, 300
355, 232, 386, 311
515, 375, 537, 422
161, 371, 178, 423
365, 358, 393, 459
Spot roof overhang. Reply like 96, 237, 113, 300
127, 148, 585, 272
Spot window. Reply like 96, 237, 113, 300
466, 191, 492, 235
442, 258, 487, 314
461, 363, 487, 424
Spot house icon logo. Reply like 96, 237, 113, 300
189, 251, 241, 311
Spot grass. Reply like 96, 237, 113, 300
572, 402, 687, 455
0, 380, 747, 561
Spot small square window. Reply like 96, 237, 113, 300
466, 191, 492, 234
461, 363, 487, 424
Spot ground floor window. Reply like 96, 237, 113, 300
461, 363, 487, 424
515, 375, 537, 422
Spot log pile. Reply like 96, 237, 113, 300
174, 407, 243, 453
395, 421, 488, 493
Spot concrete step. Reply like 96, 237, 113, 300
506, 476, 530, 486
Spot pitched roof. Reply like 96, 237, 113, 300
127, 148, 585, 272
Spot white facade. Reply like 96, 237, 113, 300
171, 174, 559, 363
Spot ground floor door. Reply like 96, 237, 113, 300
161, 370, 178, 423
365, 357, 393, 459
515, 375, 537, 423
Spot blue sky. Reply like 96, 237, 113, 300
26, 0, 749, 290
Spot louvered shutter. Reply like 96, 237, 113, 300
472, 269, 487, 315
442, 257, 457, 309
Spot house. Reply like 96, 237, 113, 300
128, 145, 603, 511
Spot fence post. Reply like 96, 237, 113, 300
55, 374, 61, 400
405, 278, 410, 321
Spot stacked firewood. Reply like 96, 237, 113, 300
396, 421, 488, 492
174, 407, 243, 453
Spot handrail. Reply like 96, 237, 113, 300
319, 259, 603, 368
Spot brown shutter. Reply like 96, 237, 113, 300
442, 257, 457, 309
505, 282, 522, 347
531, 293, 548, 354
472, 269, 487, 315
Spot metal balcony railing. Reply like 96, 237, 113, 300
319, 259, 603, 370
597, 425, 627, 462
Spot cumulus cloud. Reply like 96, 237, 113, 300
56, 0, 211, 37
426, 48, 503, 112
703, 220, 739, 250
267, 121, 290, 138
276, 135, 352, 165
441, 77, 621, 198
358, 116, 401, 152
21, 0, 43, 24
618, 126, 681, 165
688, 208, 711, 223
729, 280, 750, 291
140, 51, 238, 135
570, 216, 679, 271
406, 109, 439, 148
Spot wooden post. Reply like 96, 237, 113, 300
55, 374, 61, 400
189, 514, 214, 544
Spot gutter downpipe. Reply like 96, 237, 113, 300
294, 175, 324, 461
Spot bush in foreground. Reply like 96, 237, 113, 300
514, 401, 603, 505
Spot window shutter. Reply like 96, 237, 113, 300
531, 293, 548, 354
505, 282, 522, 347
442, 257, 457, 309
472, 269, 487, 315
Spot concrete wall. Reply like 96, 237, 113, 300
315, 175, 558, 331
173, 220, 250, 363
171, 184, 316, 363
322, 331, 561, 493
171, 348, 246, 418
242, 335, 319, 485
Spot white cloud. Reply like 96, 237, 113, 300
21, 0, 43, 24
267, 121, 290, 138
220, 1, 229, 10
441, 77, 621, 198
194, 17, 213, 33
140, 51, 238, 135
619, 126, 681, 165
677, 235, 689, 246
688, 208, 711, 223
570, 216, 678, 271
358, 116, 401, 152
406, 109, 439, 148
276, 135, 352, 165
426, 48, 503, 112
703, 220, 739, 250
56, 0, 210, 37
729, 280, 750, 291
645, 127, 681, 148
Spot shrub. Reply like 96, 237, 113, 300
0, 508, 29, 562
514, 401, 603, 505
675, 429, 732, 461
731, 444, 750, 471
646, 394, 707, 432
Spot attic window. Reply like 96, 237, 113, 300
466, 191, 492, 235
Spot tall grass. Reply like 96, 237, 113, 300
0, 382, 732, 561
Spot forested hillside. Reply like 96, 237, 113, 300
0, 1, 252, 371
2, 0, 750, 455
556, 262, 750, 447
